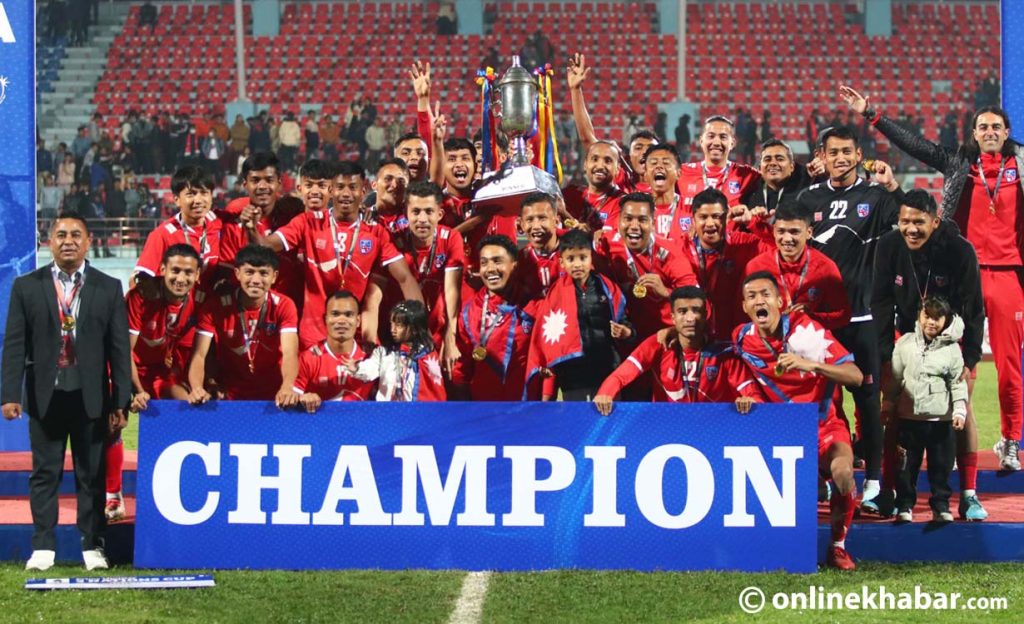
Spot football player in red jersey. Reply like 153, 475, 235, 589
367, 158, 411, 234
220, 152, 305, 310
377, 181, 465, 373
134, 165, 222, 297
677, 115, 761, 214
734, 271, 863, 570
567, 52, 655, 191
644, 144, 688, 241
682, 188, 773, 341
452, 235, 541, 401
516, 192, 564, 299
594, 286, 764, 413
246, 160, 422, 349
113, 244, 201, 521
185, 245, 300, 406
428, 113, 476, 229
563, 141, 626, 232
595, 192, 698, 341
745, 202, 850, 330
294, 291, 375, 411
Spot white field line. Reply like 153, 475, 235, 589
447, 571, 492, 624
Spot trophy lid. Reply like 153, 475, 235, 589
497, 56, 535, 89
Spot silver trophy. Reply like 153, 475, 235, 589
472, 56, 560, 216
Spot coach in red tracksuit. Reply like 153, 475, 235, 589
840, 86, 1024, 471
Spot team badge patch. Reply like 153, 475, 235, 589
264, 322, 278, 334
857, 203, 871, 218
705, 365, 719, 381
728, 180, 741, 194
895, 275, 903, 286
687, 184, 698, 193
1007, 170, 1018, 182
396, 217, 409, 229
359, 239, 373, 255
434, 253, 447, 269
934, 274, 948, 287
316, 239, 327, 250
679, 217, 693, 231
814, 211, 823, 222
807, 287, 820, 301
599, 212, 609, 222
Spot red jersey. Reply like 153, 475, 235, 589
452, 288, 541, 401
516, 245, 563, 299
369, 208, 409, 235
382, 226, 466, 345
293, 340, 374, 401
136, 212, 223, 278
273, 211, 402, 347
597, 336, 764, 403
745, 248, 851, 330
563, 185, 624, 232
595, 233, 698, 339
126, 288, 198, 379
682, 231, 773, 341
956, 152, 1024, 266
196, 289, 299, 399
678, 160, 761, 209
440, 192, 472, 229
733, 312, 854, 423
462, 212, 520, 272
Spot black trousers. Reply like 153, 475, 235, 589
834, 320, 882, 480
28, 390, 107, 550
895, 418, 955, 513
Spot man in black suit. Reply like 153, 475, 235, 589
2, 212, 132, 571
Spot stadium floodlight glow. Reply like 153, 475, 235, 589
149, 441, 803, 529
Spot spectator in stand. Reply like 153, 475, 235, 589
131, 113, 154, 173
248, 112, 271, 153
57, 153, 76, 190
277, 113, 301, 172
350, 110, 371, 162
654, 112, 668, 145
106, 179, 127, 219
38, 174, 64, 219
87, 113, 103, 144
269, 115, 282, 155
365, 116, 389, 172
532, 29, 555, 66
201, 129, 226, 182
436, 2, 457, 35
235, 147, 250, 178
736, 108, 757, 165
229, 114, 250, 162
70, 0, 89, 44
71, 127, 92, 171
124, 181, 142, 217
304, 111, 320, 159
805, 107, 824, 150
139, 1, 158, 33
976, 70, 1000, 109
46, 0, 68, 42
940, 111, 959, 151
180, 124, 202, 168
89, 155, 110, 194
481, 46, 500, 70
319, 114, 340, 162
51, 142, 69, 176
37, 140, 54, 179
760, 111, 774, 142
555, 110, 578, 172
674, 114, 691, 162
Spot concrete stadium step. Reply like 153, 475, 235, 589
0, 496, 134, 564
0, 451, 137, 497
853, 452, 1024, 494
816, 492, 1024, 563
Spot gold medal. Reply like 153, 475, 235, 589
990, 202, 997, 214
472, 346, 488, 361
774, 363, 786, 376
164, 352, 174, 369
61, 315, 75, 332
633, 284, 647, 299
862, 159, 877, 175
563, 218, 578, 228
248, 359, 255, 374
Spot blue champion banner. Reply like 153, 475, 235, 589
135, 400, 819, 572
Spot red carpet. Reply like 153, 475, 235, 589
0, 450, 138, 472
0, 496, 136, 525
818, 492, 1024, 523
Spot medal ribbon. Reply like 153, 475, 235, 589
680, 349, 705, 402
660, 194, 681, 238
758, 314, 791, 363
237, 296, 269, 373
624, 240, 653, 282
53, 273, 82, 332
474, 292, 509, 353
774, 251, 810, 308
177, 214, 208, 263
329, 214, 362, 284
701, 161, 732, 190
977, 156, 1008, 213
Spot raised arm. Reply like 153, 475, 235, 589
409, 60, 435, 158
429, 107, 447, 187
839, 84, 954, 173
567, 53, 598, 151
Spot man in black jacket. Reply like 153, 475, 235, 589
742, 139, 814, 215
2, 212, 132, 571
841, 84, 1024, 471
872, 189, 988, 521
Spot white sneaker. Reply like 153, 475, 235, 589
994, 437, 1006, 459
82, 548, 109, 571
934, 510, 954, 523
25, 550, 56, 571
895, 510, 913, 524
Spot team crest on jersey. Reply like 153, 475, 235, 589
435, 253, 447, 269
679, 216, 692, 231
264, 323, 278, 334
1007, 170, 1018, 182
396, 217, 409, 230
856, 203, 871, 218
146, 320, 158, 330
687, 184, 698, 193
728, 180, 741, 194
934, 274, 948, 287
359, 239, 373, 255
599, 212, 609, 222
316, 238, 327, 250
705, 364, 719, 381
807, 287, 820, 301
895, 275, 903, 286
814, 212, 823, 222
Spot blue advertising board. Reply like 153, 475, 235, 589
1004, 0, 1024, 130
135, 400, 819, 573
0, 1, 37, 451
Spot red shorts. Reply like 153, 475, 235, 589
138, 367, 182, 398
818, 415, 852, 473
